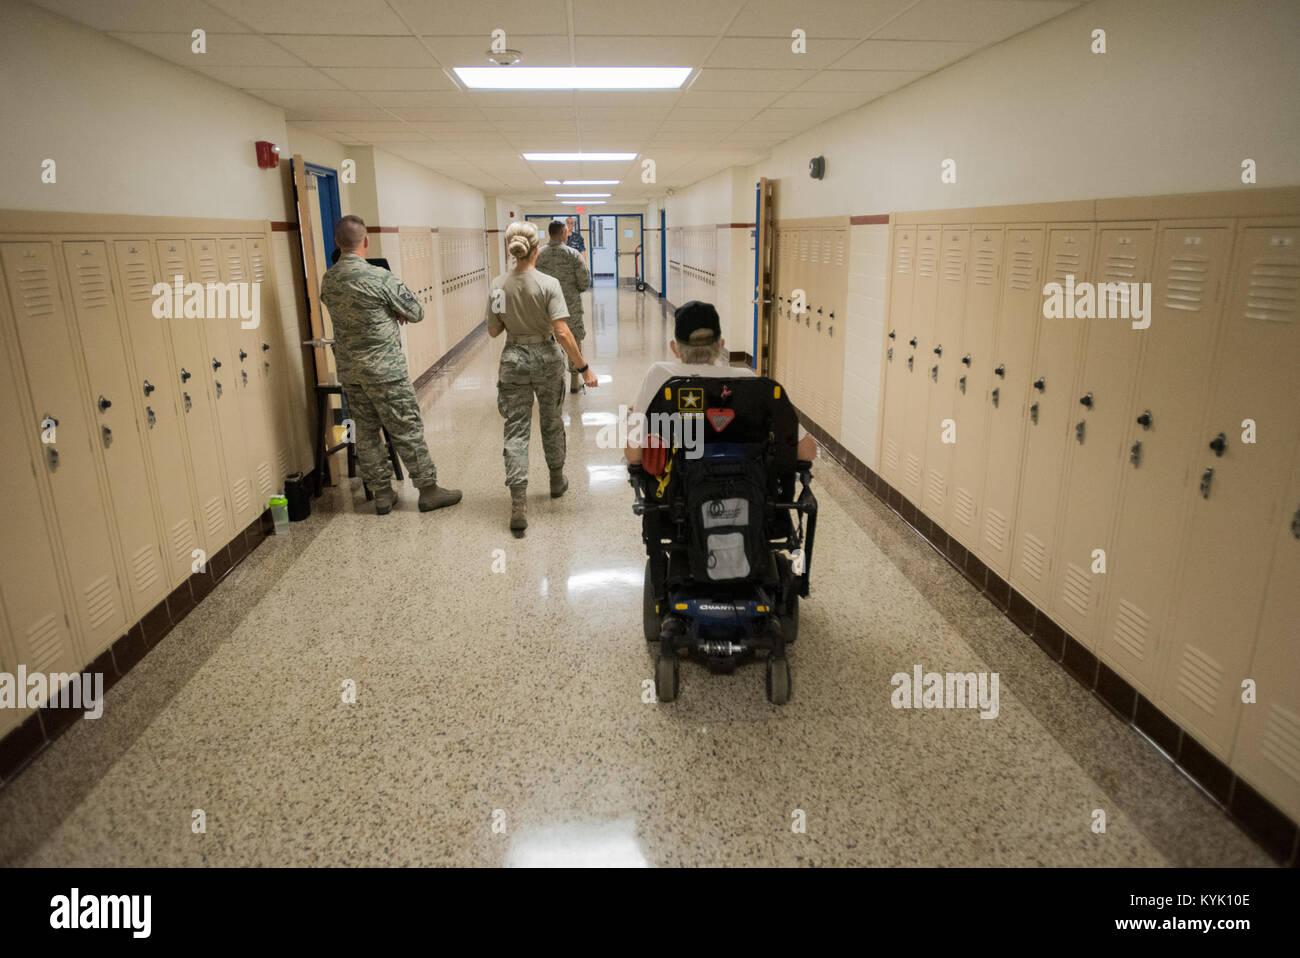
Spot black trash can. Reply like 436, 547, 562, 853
284, 472, 311, 522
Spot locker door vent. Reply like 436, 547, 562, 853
1244, 255, 1299, 324
1009, 250, 1035, 291
974, 247, 997, 286
83, 575, 117, 630
1165, 252, 1211, 312
123, 262, 154, 302
821, 235, 832, 265
1176, 645, 1224, 716
1112, 599, 1150, 661
1050, 249, 1082, 285
1060, 561, 1091, 616
72, 261, 111, 309
203, 496, 225, 538
904, 452, 921, 490
256, 461, 274, 497
953, 487, 975, 528
232, 478, 252, 517
917, 244, 937, 280
1260, 704, 1300, 784
983, 507, 1008, 553
14, 263, 58, 318
195, 247, 219, 284
223, 244, 246, 282
26, 614, 63, 674
925, 468, 946, 511
248, 245, 267, 283
894, 245, 913, 277
171, 519, 196, 566
130, 544, 160, 594
833, 233, 846, 268
1020, 533, 1048, 584
942, 246, 963, 283
883, 438, 900, 472
276, 448, 288, 481
160, 251, 186, 277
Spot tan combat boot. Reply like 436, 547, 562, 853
418, 483, 462, 512
549, 470, 568, 499
373, 484, 397, 515
509, 483, 528, 531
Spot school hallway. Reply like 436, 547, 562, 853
0, 283, 1270, 868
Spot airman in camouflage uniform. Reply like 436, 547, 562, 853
535, 221, 592, 392
319, 215, 461, 514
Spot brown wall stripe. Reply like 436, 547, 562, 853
850, 214, 890, 225
271, 221, 298, 231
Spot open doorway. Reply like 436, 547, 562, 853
589, 214, 617, 282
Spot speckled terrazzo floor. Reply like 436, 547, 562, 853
0, 284, 1273, 867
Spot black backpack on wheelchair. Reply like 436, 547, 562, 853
628, 375, 818, 704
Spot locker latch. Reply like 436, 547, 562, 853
1030, 402, 1039, 425
239, 349, 248, 362
146, 406, 156, 429
1130, 441, 1142, 467
1079, 392, 1094, 409
183, 392, 192, 413
264, 360, 272, 374
212, 357, 222, 371
1209, 433, 1227, 457
1075, 420, 1086, 444
991, 388, 1000, 408
958, 375, 967, 394
933, 344, 943, 356
98, 395, 111, 411
143, 380, 155, 396
929, 365, 938, 382
1137, 410, 1152, 430
181, 367, 192, 382
101, 425, 113, 448
887, 346, 894, 361
961, 354, 971, 367
262, 342, 270, 352
909, 337, 918, 348
241, 370, 249, 387
215, 381, 223, 398
1033, 377, 1045, 392
907, 356, 914, 372
1200, 467, 1214, 499
888, 329, 895, 340
46, 447, 58, 471
995, 364, 1005, 379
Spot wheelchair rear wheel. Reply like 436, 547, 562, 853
655, 653, 679, 702
766, 657, 792, 705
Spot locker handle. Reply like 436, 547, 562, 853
907, 356, 914, 372
239, 349, 248, 361
1200, 467, 1214, 499
1130, 441, 1142, 467
98, 395, 112, 411
958, 375, 966, 394
929, 365, 938, 382
991, 388, 999, 408
146, 406, 157, 429
143, 380, 155, 396
1076, 420, 1086, 444
1209, 433, 1226, 457
887, 346, 894, 361
933, 345, 943, 356
183, 392, 192, 413
101, 425, 113, 447
215, 381, 223, 398
1079, 392, 1094, 409
262, 343, 270, 352
994, 364, 1005, 379
961, 354, 971, 367
1137, 410, 1152, 430
1030, 402, 1039, 425
212, 358, 222, 371
1033, 377, 1045, 392
46, 447, 59, 471
181, 367, 192, 382
816, 320, 822, 332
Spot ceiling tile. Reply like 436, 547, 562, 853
676, 89, 782, 110
766, 90, 877, 111
246, 89, 372, 111
206, 0, 411, 35
572, 36, 714, 67
423, 35, 573, 69
793, 69, 924, 92
686, 68, 813, 92
385, 107, 489, 122
827, 39, 980, 71
729, 0, 913, 37
32, 0, 249, 32
273, 35, 439, 68
322, 68, 458, 90
366, 90, 474, 109
387, 1, 570, 35
874, 0, 1079, 43
571, 0, 745, 35
667, 106, 763, 124
182, 65, 342, 89
705, 37, 856, 70
107, 32, 306, 67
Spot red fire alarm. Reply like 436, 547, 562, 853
255, 141, 281, 169
576, 205, 585, 214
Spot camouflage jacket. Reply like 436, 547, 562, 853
319, 253, 423, 383
535, 241, 591, 318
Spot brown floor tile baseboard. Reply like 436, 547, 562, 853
801, 412, 1300, 866
0, 473, 317, 793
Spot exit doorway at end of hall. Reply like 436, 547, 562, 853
589, 214, 617, 282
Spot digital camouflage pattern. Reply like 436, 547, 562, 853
341, 379, 438, 490
497, 341, 567, 487
320, 252, 423, 384
535, 241, 590, 371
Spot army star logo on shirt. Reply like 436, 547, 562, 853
678, 388, 703, 412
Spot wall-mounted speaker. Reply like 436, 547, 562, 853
809, 156, 826, 180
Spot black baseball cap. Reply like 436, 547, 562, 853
674, 301, 721, 345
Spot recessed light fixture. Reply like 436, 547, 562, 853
561, 200, 604, 205
456, 67, 690, 90
556, 193, 611, 198
524, 152, 636, 162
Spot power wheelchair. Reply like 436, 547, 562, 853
627, 375, 818, 704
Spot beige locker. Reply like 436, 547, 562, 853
155, 238, 234, 550
1010, 224, 1095, 605
772, 229, 790, 387
59, 240, 168, 616
1231, 436, 1300, 823
899, 227, 941, 502
790, 230, 811, 405
0, 314, 81, 683
1097, 223, 1235, 691
192, 237, 256, 528
920, 226, 969, 521
1049, 224, 1157, 641
822, 227, 847, 438
879, 227, 917, 485
0, 241, 127, 651
978, 226, 1045, 575
947, 225, 1004, 549
805, 229, 828, 429
1159, 223, 1300, 757
244, 234, 293, 489
111, 240, 199, 587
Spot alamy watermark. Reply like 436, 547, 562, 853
0, 668, 103, 719
891, 664, 999, 719
596, 405, 706, 459
151, 274, 260, 329
1042, 274, 1151, 329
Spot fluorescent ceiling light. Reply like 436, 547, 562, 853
556, 193, 611, 198
544, 180, 561, 185
562, 200, 604, 205
456, 67, 690, 90
560, 180, 619, 185
524, 152, 636, 162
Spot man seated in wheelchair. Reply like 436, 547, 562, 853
625, 301, 818, 704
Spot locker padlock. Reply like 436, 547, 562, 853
991, 387, 999, 408
1209, 432, 1226, 457
101, 425, 113, 447
98, 395, 111, 411
1075, 420, 1086, 443
929, 365, 938, 382
908, 337, 917, 348
180, 367, 192, 382
183, 392, 192, 413
146, 406, 157, 429
1033, 377, 1045, 392
239, 348, 248, 361
1030, 402, 1039, 425
1079, 392, 1094, 409
958, 375, 966, 394
933, 344, 942, 356
1200, 467, 1214, 499
212, 357, 222, 371
961, 354, 971, 367
215, 381, 223, 398
995, 364, 1005, 378
1137, 410, 1152, 430
143, 380, 155, 396
46, 447, 59, 471
1130, 440, 1142, 467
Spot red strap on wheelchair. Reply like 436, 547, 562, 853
642, 433, 668, 477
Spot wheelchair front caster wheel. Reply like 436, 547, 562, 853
655, 653, 679, 702
766, 657, 791, 705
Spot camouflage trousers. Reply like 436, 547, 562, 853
565, 313, 586, 374
340, 378, 438, 491
497, 341, 566, 487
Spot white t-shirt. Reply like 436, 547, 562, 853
629, 360, 809, 445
